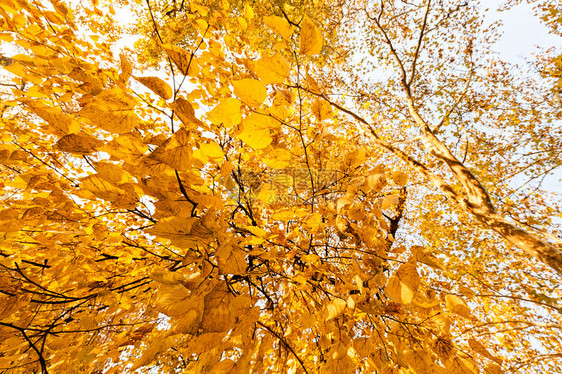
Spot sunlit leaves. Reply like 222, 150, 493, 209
468, 339, 502, 364
80, 174, 129, 205
264, 15, 292, 40
135, 76, 173, 100
445, 295, 473, 319
232, 79, 267, 107
23, 100, 74, 133
300, 17, 323, 56
255, 54, 290, 84
386, 263, 419, 304
1, 0, 560, 373
207, 98, 241, 127
200, 282, 253, 333
149, 216, 198, 247
325, 298, 347, 320
311, 98, 334, 121
80, 88, 138, 133
238, 112, 274, 148
149, 128, 192, 170
161, 44, 192, 75
215, 243, 246, 275
55, 133, 102, 155
171, 97, 204, 129
119, 53, 132, 82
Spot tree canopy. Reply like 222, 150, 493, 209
0, 0, 561, 373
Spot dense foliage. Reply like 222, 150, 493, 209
0, 0, 561, 373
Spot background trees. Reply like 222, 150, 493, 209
0, 0, 560, 373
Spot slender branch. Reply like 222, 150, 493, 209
409, 0, 431, 86
257, 321, 309, 374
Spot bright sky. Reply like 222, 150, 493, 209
483, 0, 562, 196
484, 0, 562, 63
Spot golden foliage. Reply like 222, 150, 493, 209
0, 0, 561, 373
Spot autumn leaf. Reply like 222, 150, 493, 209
55, 133, 102, 155
161, 43, 192, 75
468, 339, 502, 364
232, 79, 267, 107
207, 98, 241, 127
238, 112, 274, 149
300, 17, 323, 56
255, 54, 290, 84
171, 97, 205, 129
119, 53, 132, 82
149, 128, 192, 170
386, 263, 420, 304
311, 98, 334, 121
445, 295, 473, 319
264, 15, 292, 40
135, 76, 173, 100
80, 88, 138, 133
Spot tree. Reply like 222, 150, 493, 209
0, 0, 561, 372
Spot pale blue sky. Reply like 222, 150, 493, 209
485, 0, 561, 63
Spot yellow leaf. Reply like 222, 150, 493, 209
232, 79, 267, 107
149, 128, 192, 170
300, 17, 323, 56
367, 173, 387, 192
278, 208, 307, 221
207, 98, 241, 127
238, 113, 273, 149
80, 175, 126, 202
403, 349, 432, 374
325, 298, 347, 320
311, 99, 334, 121
171, 98, 204, 129
237, 16, 248, 30
243, 227, 265, 239
264, 15, 292, 40
150, 216, 197, 242
263, 148, 291, 169
24, 100, 72, 133
381, 194, 399, 210
94, 161, 129, 185
468, 339, 502, 364
201, 282, 245, 332
304, 212, 323, 230
135, 76, 173, 100
149, 269, 185, 285
80, 88, 137, 133
244, 3, 254, 19
199, 141, 224, 160
55, 133, 102, 155
392, 170, 408, 186
131, 333, 176, 370
386, 263, 419, 304
255, 54, 290, 84
161, 44, 192, 75
119, 53, 132, 82
445, 295, 472, 319
194, 19, 208, 30
216, 244, 246, 275
419, 251, 446, 271
173, 309, 201, 334
101, 134, 148, 163
345, 148, 365, 169
484, 364, 503, 374
211, 359, 236, 374
448, 355, 478, 374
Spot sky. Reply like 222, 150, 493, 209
482, 0, 562, 196
484, 0, 562, 64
